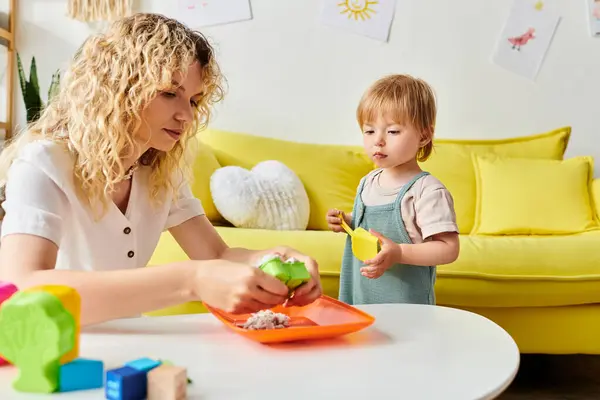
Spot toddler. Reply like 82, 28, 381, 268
327, 74, 459, 305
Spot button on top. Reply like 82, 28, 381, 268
127, 251, 135, 258
123, 227, 131, 234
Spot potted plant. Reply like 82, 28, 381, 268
0, 56, 61, 222
17, 53, 61, 124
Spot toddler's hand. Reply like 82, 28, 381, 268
326, 209, 351, 233
361, 230, 402, 279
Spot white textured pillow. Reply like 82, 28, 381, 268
210, 160, 310, 230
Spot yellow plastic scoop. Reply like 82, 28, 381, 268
339, 214, 380, 262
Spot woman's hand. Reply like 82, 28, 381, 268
194, 259, 290, 314
268, 246, 323, 307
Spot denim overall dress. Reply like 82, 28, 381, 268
339, 171, 436, 305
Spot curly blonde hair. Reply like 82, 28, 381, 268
0, 13, 224, 217
356, 74, 436, 162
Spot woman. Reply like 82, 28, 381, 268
0, 13, 321, 326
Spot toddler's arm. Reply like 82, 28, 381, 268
401, 180, 459, 266
398, 232, 459, 266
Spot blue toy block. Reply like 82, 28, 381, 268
105, 366, 147, 400
124, 357, 161, 372
58, 358, 104, 392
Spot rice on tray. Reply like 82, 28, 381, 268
242, 310, 291, 330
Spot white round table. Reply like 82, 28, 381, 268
0, 304, 519, 399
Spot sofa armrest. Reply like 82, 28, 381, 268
593, 178, 600, 219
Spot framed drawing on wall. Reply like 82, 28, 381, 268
588, 0, 600, 37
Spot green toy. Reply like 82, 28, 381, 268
258, 255, 311, 291
0, 290, 75, 393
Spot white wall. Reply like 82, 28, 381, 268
3, 0, 600, 175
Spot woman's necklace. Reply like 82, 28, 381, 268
121, 160, 140, 181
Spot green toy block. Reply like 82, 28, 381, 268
284, 261, 312, 290
0, 290, 76, 393
258, 256, 311, 291
259, 258, 291, 283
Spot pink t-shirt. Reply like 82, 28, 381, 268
360, 169, 459, 243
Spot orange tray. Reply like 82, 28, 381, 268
205, 295, 375, 344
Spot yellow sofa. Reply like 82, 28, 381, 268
148, 126, 600, 355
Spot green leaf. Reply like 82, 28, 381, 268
29, 57, 40, 96
24, 82, 43, 123
48, 70, 61, 102
16, 53, 26, 99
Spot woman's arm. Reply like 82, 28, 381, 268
169, 215, 323, 307
0, 233, 290, 325
0, 233, 199, 326
168, 215, 274, 265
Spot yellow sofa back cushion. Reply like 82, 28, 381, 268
594, 179, 600, 219
419, 127, 571, 233
198, 128, 374, 230
188, 143, 223, 222
471, 155, 599, 235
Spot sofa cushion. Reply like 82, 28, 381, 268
419, 126, 571, 233
189, 143, 222, 222
593, 178, 600, 219
210, 160, 310, 230
216, 228, 600, 309
436, 231, 600, 308
471, 155, 599, 235
198, 128, 374, 231
149, 224, 600, 311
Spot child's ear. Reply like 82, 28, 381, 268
420, 127, 434, 146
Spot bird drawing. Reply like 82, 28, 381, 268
508, 27, 535, 51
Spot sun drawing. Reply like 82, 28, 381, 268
338, 0, 378, 21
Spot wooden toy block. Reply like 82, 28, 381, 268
25, 285, 81, 364
0, 281, 18, 366
58, 358, 104, 392
147, 364, 187, 400
125, 357, 161, 372
0, 290, 75, 393
106, 366, 147, 400
159, 359, 193, 384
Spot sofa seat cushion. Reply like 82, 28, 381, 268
148, 227, 600, 310
437, 231, 600, 308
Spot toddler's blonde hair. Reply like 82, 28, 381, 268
0, 13, 224, 217
357, 74, 436, 162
